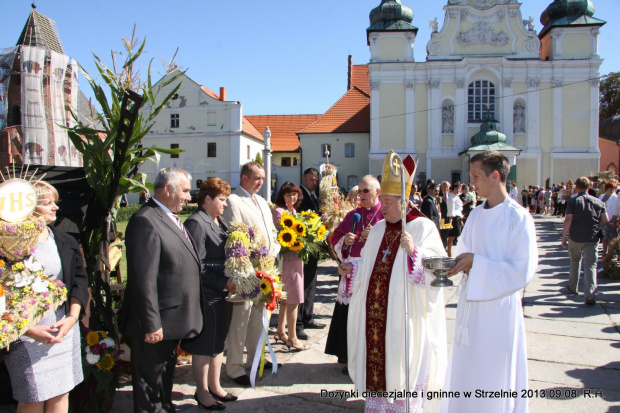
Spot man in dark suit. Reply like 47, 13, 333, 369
121, 167, 202, 413
438, 180, 451, 249
296, 167, 324, 340
421, 182, 440, 230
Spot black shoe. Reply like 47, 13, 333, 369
194, 393, 226, 410
304, 321, 325, 329
209, 388, 238, 402
566, 285, 578, 295
296, 329, 309, 340
586, 297, 596, 306
231, 375, 251, 386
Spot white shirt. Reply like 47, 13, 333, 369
447, 192, 463, 217
152, 197, 183, 229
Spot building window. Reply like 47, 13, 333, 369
207, 111, 216, 126
170, 113, 179, 128
247, 145, 251, 160
207, 142, 216, 157
347, 175, 358, 190
170, 143, 179, 158
321, 144, 331, 158
451, 172, 461, 185
281, 157, 291, 166
345, 143, 355, 158
468, 80, 495, 122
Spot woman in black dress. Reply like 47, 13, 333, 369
181, 178, 237, 410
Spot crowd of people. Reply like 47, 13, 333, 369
5, 151, 547, 413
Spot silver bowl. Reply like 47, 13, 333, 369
423, 257, 457, 287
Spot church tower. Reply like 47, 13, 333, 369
538, 0, 605, 62
0, 5, 82, 166
367, 0, 419, 174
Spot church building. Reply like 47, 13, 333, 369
366, 0, 605, 186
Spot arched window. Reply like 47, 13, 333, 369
468, 80, 495, 122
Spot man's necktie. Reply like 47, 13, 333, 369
172, 214, 191, 243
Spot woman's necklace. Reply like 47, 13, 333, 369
381, 229, 402, 262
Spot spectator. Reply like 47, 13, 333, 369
561, 177, 608, 305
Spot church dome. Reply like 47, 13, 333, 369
600, 115, 620, 143
368, 0, 416, 31
470, 120, 507, 147
540, 0, 595, 27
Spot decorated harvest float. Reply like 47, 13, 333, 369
0, 173, 68, 350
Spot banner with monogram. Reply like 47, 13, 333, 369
68, 58, 82, 166
49, 51, 70, 166
0, 47, 17, 131
20, 46, 48, 165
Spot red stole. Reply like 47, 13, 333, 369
364, 209, 422, 391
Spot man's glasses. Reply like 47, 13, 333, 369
356, 188, 375, 194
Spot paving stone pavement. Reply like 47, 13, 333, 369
2, 215, 619, 412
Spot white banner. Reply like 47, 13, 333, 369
50, 51, 70, 166
68, 58, 82, 166
0, 47, 17, 131
20, 46, 48, 165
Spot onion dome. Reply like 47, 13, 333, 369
539, 0, 605, 38
470, 119, 506, 147
367, 0, 418, 35
600, 115, 620, 143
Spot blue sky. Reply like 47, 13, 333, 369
2, 0, 618, 116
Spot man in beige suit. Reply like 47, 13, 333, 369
222, 162, 280, 385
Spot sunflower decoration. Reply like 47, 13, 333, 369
289, 240, 304, 252
259, 277, 273, 296
86, 331, 100, 346
316, 225, 327, 240
292, 220, 307, 237
96, 353, 115, 371
278, 228, 297, 248
279, 213, 295, 229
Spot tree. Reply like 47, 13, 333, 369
254, 152, 263, 165
600, 72, 620, 122
64, 28, 184, 344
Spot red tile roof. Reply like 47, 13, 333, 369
245, 115, 321, 152
351, 65, 370, 94
242, 117, 264, 141
299, 86, 370, 134
201, 86, 220, 100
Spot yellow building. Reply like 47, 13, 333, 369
368, 0, 605, 186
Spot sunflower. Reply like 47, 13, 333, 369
96, 353, 115, 371
259, 278, 273, 296
292, 220, 307, 237
316, 225, 327, 240
86, 331, 100, 346
300, 211, 311, 216
278, 228, 297, 248
289, 240, 304, 252
310, 213, 319, 220
279, 213, 295, 229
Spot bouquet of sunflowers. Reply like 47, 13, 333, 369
277, 211, 329, 263
224, 222, 284, 309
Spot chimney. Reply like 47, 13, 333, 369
347, 55, 353, 90
220, 87, 226, 101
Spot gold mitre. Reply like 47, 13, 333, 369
381, 150, 417, 199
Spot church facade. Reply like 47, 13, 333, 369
367, 0, 605, 187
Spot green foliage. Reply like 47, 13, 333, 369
62, 29, 185, 343
115, 205, 142, 222
600, 72, 620, 122
254, 152, 263, 165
